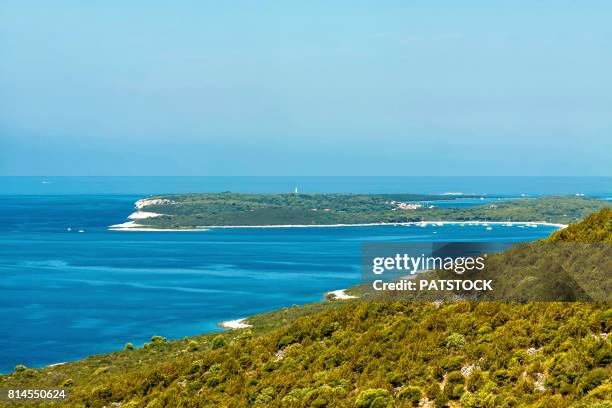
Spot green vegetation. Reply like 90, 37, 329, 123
355, 209, 611, 303
2, 302, 609, 407
549, 208, 612, 243
2, 210, 611, 407
133, 193, 609, 228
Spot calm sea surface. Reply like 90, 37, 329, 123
0, 177, 608, 373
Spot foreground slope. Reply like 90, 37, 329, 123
2, 210, 611, 408
390, 208, 612, 303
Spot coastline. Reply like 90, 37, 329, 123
219, 318, 253, 330
109, 220, 568, 231
108, 221, 209, 231
325, 288, 358, 300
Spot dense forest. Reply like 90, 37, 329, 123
131, 194, 609, 228
2, 209, 611, 407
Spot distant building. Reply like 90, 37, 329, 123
397, 202, 422, 210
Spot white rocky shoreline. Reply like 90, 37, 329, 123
109, 219, 568, 231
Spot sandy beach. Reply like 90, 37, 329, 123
326, 289, 358, 300
108, 221, 208, 232
128, 211, 163, 220
219, 318, 253, 329
109, 220, 568, 231
193, 220, 569, 229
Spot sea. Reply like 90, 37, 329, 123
0, 176, 610, 373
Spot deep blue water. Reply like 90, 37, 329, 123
0, 193, 565, 373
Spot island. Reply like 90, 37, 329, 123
109, 193, 610, 230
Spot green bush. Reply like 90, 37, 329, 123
187, 340, 199, 351
467, 370, 485, 392
212, 335, 226, 349
442, 356, 464, 372
425, 383, 441, 399
236, 329, 253, 340
460, 390, 496, 408
397, 386, 421, 406
446, 371, 465, 385
450, 383, 464, 400
446, 333, 467, 349
355, 388, 391, 408
62, 379, 74, 387
580, 368, 607, 394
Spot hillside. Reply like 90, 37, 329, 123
548, 208, 612, 243
123, 194, 609, 228
399, 209, 612, 303
2, 210, 611, 407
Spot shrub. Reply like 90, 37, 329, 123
151, 335, 167, 343
22, 368, 36, 378
492, 369, 511, 385
579, 368, 607, 394
460, 390, 496, 408
425, 383, 441, 399
62, 378, 74, 387
434, 394, 449, 408
212, 335, 226, 349
255, 387, 275, 405
585, 383, 612, 402
124, 342, 134, 350
450, 384, 464, 400
446, 333, 467, 350
397, 386, 421, 406
93, 366, 109, 375
278, 334, 296, 349
559, 382, 573, 395
14, 364, 27, 372
594, 348, 612, 366
442, 356, 464, 372
467, 370, 485, 392
187, 340, 199, 351
600, 308, 612, 332
355, 388, 392, 408
446, 371, 464, 385
236, 329, 253, 340
91, 385, 112, 400
388, 371, 407, 387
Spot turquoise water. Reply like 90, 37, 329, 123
2, 176, 607, 373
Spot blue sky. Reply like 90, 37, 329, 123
1, 1, 611, 175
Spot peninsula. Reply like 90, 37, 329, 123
109, 193, 609, 230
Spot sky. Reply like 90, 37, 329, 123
1, 1, 611, 176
